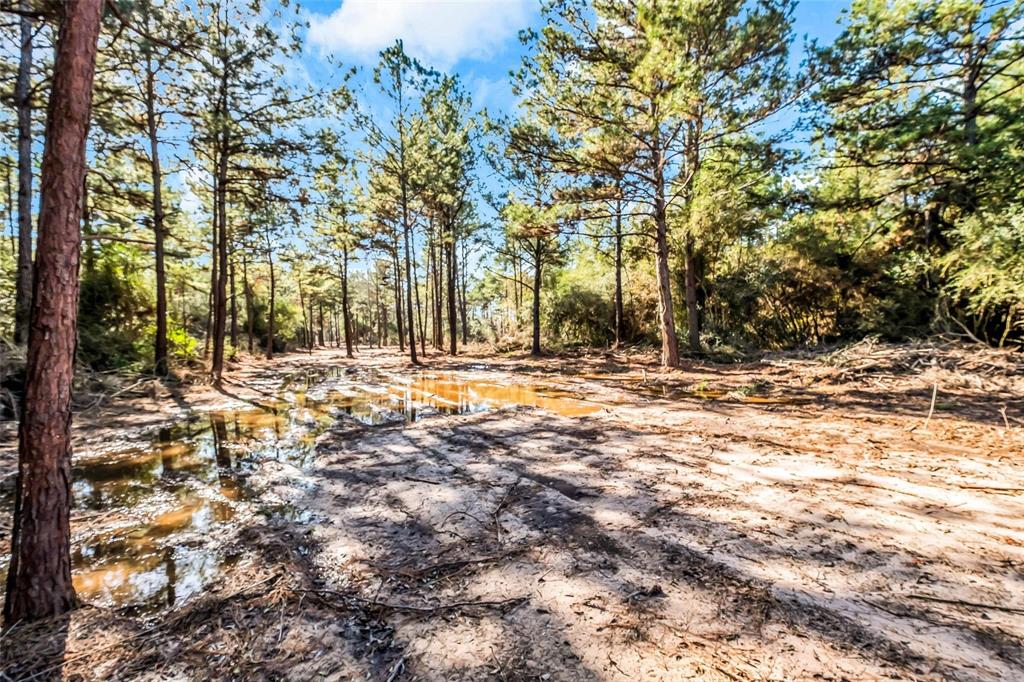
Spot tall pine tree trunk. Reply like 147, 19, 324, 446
13, 0, 34, 345
242, 254, 254, 354
5, 158, 14, 257
531, 237, 543, 356
308, 300, 315, 351
204, 187, 217, 358
4, 0, 102, 624
652, 147, 680, 367
211, 115, 230, 383
427, 222, 438, 348
373, 264, 383, 347
684, 237, 700, 352
613, 198, 625, 348
264, 229, 276, 359
145, 51, 169, 376
683, 126, 702, 354
229, 256, 238, 349
460, 237, 468, 345
392, 243, 404, 351
446, 224, 457, 355
401, 197, 418, 364
412, 241, 425, 357
297, 275, 308, 349
318, 302, 325, 347
342, 246, 353, 358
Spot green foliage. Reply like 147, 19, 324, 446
78, 248, 151, 370
167, 326, 200, 363
545, 253, 613, 346
0, 244, 14, 340
941, 206, 1024, 345
5, 0, 1023, 370
133, 324, 200, 368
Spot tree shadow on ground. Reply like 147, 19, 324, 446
3, 372, 1020, 680
289, 407, 1024, 680
0, 613, 71, 681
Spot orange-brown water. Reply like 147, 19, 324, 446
3, 369, 601, 613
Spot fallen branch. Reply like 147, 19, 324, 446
389, 549, 525, 579
953, 485, 1024, 495
385, 656, 406, 682
359, 595, 527, 614
438, 509, 490, 530
80, 377, 153, 412
402, 475, 441, 485
297, 587, 526, 615
905, 593, 1024, 614
923, 381, 938, 429
493, 477, 521, 545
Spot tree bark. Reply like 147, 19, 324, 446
411, 235, 425, 357
683, 122, 702, 354
317, 301, 325, 347
145, 48, 169, 376
297, 274, 309, 350
373, 262, 384, 347
308, 299, 315, 351
210, 25, 230, 382
652, 147, 680, 367
401, 204, 418, 364
242, 253, 254, 354
427, 221, 438, 349
204, 185, 217, 358
264, 230, 276, 359
229, 256, 238, 349
13, 0, 34, 345
684, 236, 700, 352
5, 158, 15, 257
4, 0, 103, 625
446, 224, 458, 355
210, 93, 230, 383
342, 246, 354, 358
392, 242, 404, 351
460, 237, 468, 345
531, 237, 542, 356
613, 197, 625, 348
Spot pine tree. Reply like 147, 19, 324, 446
4, 0, 103, 624
518, 0, 794, 358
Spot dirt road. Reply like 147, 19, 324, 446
2, 342, 1022, 681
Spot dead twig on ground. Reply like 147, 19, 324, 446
384, 548, 526, 579
923, 381, 938, 429
493, 477, 521, 545
904, 594, 1024, 614
297, 588, 526, 615
953, 484, 1024, 495
438, 509, 490, 531
80, 377, 153, 412
385, 656, 407, 682
402, 475, 441, 485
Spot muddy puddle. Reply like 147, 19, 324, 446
1, 368, 600, 614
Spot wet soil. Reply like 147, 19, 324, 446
0, 343, 1022, 681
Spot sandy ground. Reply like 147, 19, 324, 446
1, 341, 1023, 681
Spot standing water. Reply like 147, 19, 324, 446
1, 367, 599, 613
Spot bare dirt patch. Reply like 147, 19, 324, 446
1, 341, 1022, 681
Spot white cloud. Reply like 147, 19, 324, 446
307, 0, 532, 69
467, 74, 512, 112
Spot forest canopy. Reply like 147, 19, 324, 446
0, 0, 1021, 377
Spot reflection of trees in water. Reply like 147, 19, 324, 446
210, 414, 235, 499
164, 546, 176, 608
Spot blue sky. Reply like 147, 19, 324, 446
297, 0, 852, 119
271, 0, 855, 269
